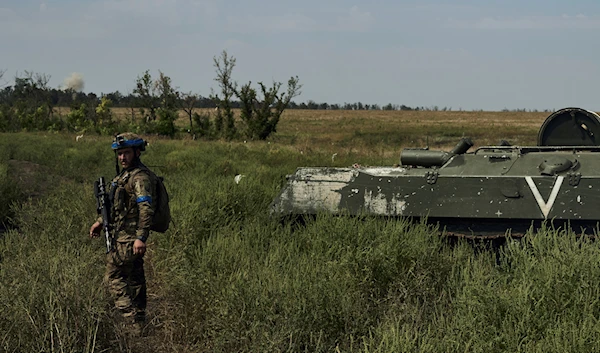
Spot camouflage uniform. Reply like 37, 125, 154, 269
101, 162, 156, 324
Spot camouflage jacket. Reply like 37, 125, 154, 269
98, 163, 156, 242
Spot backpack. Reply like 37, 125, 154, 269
150, 173, 171, 232
129, 166, 171, 233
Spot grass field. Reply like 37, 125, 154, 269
2, 109, 600, 352
55, 107, 551, 152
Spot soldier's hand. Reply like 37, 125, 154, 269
133, 239, 146, 256
89, 221, 102, 238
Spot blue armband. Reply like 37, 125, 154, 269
136, 195, 152, 203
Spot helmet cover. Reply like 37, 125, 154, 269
112, 133, 147, 151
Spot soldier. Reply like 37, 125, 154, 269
89, 133, 156, 335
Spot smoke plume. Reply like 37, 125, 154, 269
62, 72, 85, 92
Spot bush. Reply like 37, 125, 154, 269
192, 111, 211, 137
66, 103, 92, 132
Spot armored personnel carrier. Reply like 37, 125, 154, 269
271, 107, 600, 237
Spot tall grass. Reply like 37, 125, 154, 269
2, 128, 600, 352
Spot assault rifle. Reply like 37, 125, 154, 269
94, 177, 114, 253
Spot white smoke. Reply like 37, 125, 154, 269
62, 72, 85, 92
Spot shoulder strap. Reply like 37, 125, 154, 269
124, 166, 148, 193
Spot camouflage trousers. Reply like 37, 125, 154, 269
104, 240, 147, 323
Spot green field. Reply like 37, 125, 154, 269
2, 110, 600, 352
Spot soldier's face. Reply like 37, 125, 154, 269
117, 148, 140, 169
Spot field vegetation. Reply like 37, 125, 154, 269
1, 109, 600, 352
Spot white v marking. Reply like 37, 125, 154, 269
525, 176, 564, 219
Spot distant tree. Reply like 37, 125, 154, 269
306, 100, 318, 110
192, 111, 211, 138
15, 71, 51, 107
133, 70, 160, 122
180, 91, 199, 133
105, 91, 124, 106
0, 69, 6, 88
10, 71, 56, 130
155, 72, 178, 110
235, 76, 301, 140
211, 51, 237, 139
0, 86, 11, 105
132, 70, 179, 136
94, 96, 115, 134
66, 102, 91, 132
211, 50, 301, 140
121, 89, 137, 125
155, 71, 179, 136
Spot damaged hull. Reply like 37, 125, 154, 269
271, 108, 600, 237
271, 147, 600, 235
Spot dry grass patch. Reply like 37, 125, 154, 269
52, 107, 565, 157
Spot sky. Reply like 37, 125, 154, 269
1, 0, 599, 111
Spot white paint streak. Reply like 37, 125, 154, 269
296, 168, 355, 182
361, 167, 406, 176
525, 176, 564, 219
363, 190, 406, 215
276, 169, 356, 213
282, 180, 348, 212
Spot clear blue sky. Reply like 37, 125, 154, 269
1, 0, 599, 110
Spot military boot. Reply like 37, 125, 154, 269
131, 321, 144, 337
132, 313, 146, 337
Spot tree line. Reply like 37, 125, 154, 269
0, 51, 305, 140
0, 51, 552, 140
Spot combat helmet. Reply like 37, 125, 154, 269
112, 133, 147, 151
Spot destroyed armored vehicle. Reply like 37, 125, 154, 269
271, 107, 600, 237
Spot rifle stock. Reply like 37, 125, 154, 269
94, 177, 113, 253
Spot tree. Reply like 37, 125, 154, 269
211, 50, 302, 141
156, 72, 179, 111
94, 96, 116, 134
123, 89, 137, 125
105, 91, 124, 106
235, 77, 301, 140
211, 51, 237, 139
133, 70, 160, 122
9, 71, 56, 131
179, 91, 198, 133
133, 70, 179, 136
0, 69, 6, 88
154, 71, 179, 136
